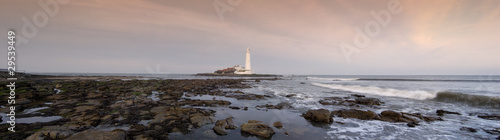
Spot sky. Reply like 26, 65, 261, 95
1, 0, 499, 75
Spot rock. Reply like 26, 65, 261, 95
101, 115, 114, 124
26, 126, 75, 140
285, 94, 296, 98
225, 118, 238, 129
460, 127, 477, 133
303, 109, 333, 123
256, 102, 292, 110
213, 120, 228, 135
213, 117, 237, 135
436, 110, 461, 116
273, 121, 283, 129
66, 129, 126, 140
241, 121, 275, 138
351, 94, 365, 98
407, 122, 419, 127
477, 115, 500, 121
229, 106, 241, 110
355, 97, 382, 106
190, 113, 214, 127
332, 109, 380, 120
17, 98, 32, 105
379, 110, 419, 123
483, 128, 500, 135
74, 106, 97, 113
86, 93, 103, 99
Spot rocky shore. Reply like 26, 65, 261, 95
0, 77, 499, 139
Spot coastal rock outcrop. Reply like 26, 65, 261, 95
303, 109, 333, 123
241, 120, 275, 138
331, 109, 380, 120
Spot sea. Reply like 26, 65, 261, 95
21, 74, 500, 139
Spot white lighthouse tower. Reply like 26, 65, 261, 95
234, 48, 254, 74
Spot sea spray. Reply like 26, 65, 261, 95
311, 83, 437, 100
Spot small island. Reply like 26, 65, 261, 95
196, 48, 281, 77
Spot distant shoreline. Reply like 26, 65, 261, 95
195, 73, 282, 77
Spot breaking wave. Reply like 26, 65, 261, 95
312, 83, 436, 100
357, 78, 500, 83
434, 92, 500, 108
312, 83, 500, 108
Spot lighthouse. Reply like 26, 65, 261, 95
234, 48, 254, 74
245, 48, 251, 71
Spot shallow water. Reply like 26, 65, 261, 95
176, 75, 500, 139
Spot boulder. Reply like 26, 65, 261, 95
66, 129, 126, 140
241, 121, 275, 138
303, 109, 333, 123
332, 109, 380, 120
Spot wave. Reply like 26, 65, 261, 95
312, 83, 437, 100
307, 77, 359, 81
357, 78, 500, 83
434, 92, 500, 108
312, 83, 500, 108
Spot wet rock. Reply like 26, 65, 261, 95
478, 115, 500, 121
86, 93, 103, 99
17, 98, 32, 105
273, 121, 283, 129
26, 129, 74, 140
351, 94, 365, 98
318, 97, 344, 105
436, 110, 461, 116
229, 106, 240, 110
213, 117, 237, 135
355, 97, 382, 106
483, 128, 500, 135
403, 112, 443, 122
286, 94, 296, 98
225, 94, 265, 100
256, 102, 292, 110
407, 122, 419, 127
241, 120, 275, 138
74, 106, 97, 113
460, 127, 477, 133
332, 109, 380, 120
303, 109, 333, 123
379, 110, 418, 123
190, 113, 214, 127
66, 129, 126, 140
